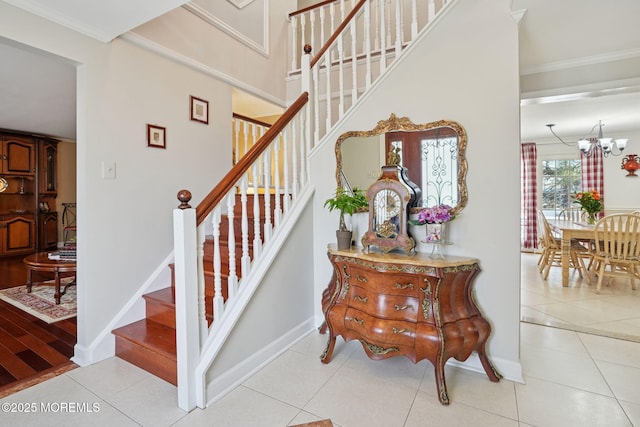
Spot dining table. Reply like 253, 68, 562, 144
546, 218, 595, 287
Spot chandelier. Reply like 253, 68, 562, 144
546, 120, 628, 157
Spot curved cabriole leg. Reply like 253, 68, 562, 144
477, 343, 502, 382
434, 356, 450, 405
318, 321, 328, 334
320, 331, 337, 364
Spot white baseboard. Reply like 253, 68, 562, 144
204, 318, 316, 406
447, 353, 524, 384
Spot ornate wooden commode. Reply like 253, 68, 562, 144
320, 245, 501, 404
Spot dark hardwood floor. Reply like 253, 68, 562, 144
0, 255, 77, 397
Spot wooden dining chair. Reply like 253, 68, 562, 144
590, 214, 640, 293
537, 211, 588, 280
559, 207, 595, 268
559, 207, 587, 222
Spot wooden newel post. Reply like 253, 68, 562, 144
173, 188, 198, 410
177, 189, 192, 209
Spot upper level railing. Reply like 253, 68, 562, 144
232, 113, 273, 188
296, 0, 452, 146
289, 0, 448, 75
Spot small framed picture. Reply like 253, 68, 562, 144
147, 124, 166, 149
190, 95, 209, 124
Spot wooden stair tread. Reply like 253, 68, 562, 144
112, 319, 176, 357
143, 287, 175, 306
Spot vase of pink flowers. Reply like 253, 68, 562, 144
410, 205, 454, 256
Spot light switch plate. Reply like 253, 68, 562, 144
102, 161, 116, 179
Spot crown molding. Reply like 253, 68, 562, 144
521, 48, 640, 76
183, 1, 269, 57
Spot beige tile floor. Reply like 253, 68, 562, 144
2, 253, 640, 426
521, 252, 640, 343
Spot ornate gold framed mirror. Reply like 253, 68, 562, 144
335, 114, 468, 215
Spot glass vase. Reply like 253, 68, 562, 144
424, 223, 448, 259
587, 212, 597, 225
425, 223, 446, 243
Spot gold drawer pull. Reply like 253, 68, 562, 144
347, 317, 364, 325
394, 304, 413, 311
354, 295, 368, 303
392, 327, 409, 334
395, 283, 414, 290
356, 275, 367, 282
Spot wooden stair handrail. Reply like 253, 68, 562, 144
289, 0, 341, 18
232, 113, 272, 128
309, 0, 368, 68
195, 92, 309, 225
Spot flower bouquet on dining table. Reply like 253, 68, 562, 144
572, 190, 603, 224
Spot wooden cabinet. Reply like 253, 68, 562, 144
39, 140, 57, 194
39, 211, 58, 251
0, 131, 58, 256
0, 214, 35, 255
321, 246, 501, 405
1, 136, 36, 176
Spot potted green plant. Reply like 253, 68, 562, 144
324, 187, 369, 249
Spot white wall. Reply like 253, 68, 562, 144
204, 202, 315, 402
131, 1, 296, 107
310, 0, 523, 380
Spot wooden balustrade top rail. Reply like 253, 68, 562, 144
232, 113, 272, 128
309, 0, 367, 68
289, 0, 342, 18
194, 92, 309, 225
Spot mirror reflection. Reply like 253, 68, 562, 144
335, 114, 468, 215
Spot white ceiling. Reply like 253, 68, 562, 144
1, 0, 639, 144
515, 0, 640, 142
2, 0, 188, 42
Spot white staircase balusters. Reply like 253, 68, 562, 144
350, 12, 358, 105
411, 0, 418, 38
378, 0, 386, 73
196, 225, 207, 340
262, 149, 272, 243
252, 165, 262, 258
225, 192, 238, 299
395, 0, 403, 55
290, 14, 298, 71
364, 2, 372, 89
273, 138, 282, 227
282, 128, 291, 214
211, 207, 224, 321
239, 177, 250, 278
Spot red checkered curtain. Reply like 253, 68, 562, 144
521, 143, 538, 249
580, 140, 605, 218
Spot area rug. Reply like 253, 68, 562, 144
0, 279, 76, 323
290, 420, 333, 427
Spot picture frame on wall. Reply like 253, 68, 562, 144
147, 124, 166, 149
190, 95, 209, 124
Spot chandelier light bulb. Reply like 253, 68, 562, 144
578, 139, 591, 153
